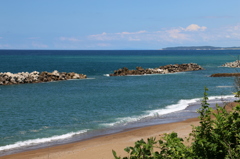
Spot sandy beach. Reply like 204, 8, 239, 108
1, 102, 237, 159
1, 117, 199, 159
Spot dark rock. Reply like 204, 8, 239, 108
210, 73, 240, 77
109, 63, 203, 76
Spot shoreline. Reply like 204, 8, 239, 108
0, 116, 201, 159
1, 102, 238, 159
0, 96, 236, 159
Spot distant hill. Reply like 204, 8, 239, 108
162, 46, 240, 50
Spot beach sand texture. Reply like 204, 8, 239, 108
1, 102, 237, 159
1, 117, 199, 159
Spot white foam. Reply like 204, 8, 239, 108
0, 129, 89, 151
149, 95, 235, 116
101, 94, 236, 128
101, 116, 142, 127
208, 95, 234, 99
68, 78, 95, 80
216, 86, 233, 88
148, 98, 198, 116
1, 95, 236, 152
100, 99, 198, 128
131, 72, 188, 76
124, 74, 167, 77
104, 72, 188, 77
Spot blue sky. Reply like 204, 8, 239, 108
0, 0, 240, 50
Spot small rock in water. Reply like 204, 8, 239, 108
222, 60, 240, 68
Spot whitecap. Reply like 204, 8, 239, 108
0, 129, 89, 151
100, 95, 236, 128
216, 86, 233, 88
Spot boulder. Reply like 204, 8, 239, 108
52, 70, 60, 76
210, 73, 240, 77
72, 73, 80, 79
10, 78, 17, 84
109, 63, 203, 76
222, 60, 240, 68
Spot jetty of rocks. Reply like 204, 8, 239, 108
109, 63, 203, 76
210, 73, 240, 77
222, 60, 240, 68
0, 70, 87, 85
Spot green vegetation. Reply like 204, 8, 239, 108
233, 76, 240, 102
112, 88, 240, 159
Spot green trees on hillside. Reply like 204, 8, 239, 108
112, 88, 240, 159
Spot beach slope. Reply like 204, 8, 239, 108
1, 117, 200, 159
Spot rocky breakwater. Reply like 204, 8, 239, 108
222, 60, 240, 68
210, 73, 240, 77
109, 63, 203, 76
210, 60, 240, 77
0, 70, 87, 85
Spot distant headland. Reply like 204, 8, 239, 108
162, 46, 240, 50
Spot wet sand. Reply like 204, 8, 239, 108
1, 102, 237, 159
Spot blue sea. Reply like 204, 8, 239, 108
0, 50, 239, 156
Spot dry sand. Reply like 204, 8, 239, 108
1, 102, 237, 159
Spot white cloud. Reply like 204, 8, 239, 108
0, 44, 10, 48
184, 24, 207, 32
225, 24, 240, 39
88, 25, 208, 43
199, 24, 240, 42
83, 23, 240, 48
116, 30, 147, 35
88, 30, 147, 41
32, 42, 48, 48
88, 32, 116, 41
128, 37, 141, 41
166, 28, 189, 40
59, 37, 81, 42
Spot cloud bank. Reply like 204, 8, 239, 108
88, 24, 207, 43
184, 24, 207, 31
1, 24, 240, 49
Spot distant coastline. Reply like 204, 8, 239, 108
162, 46, 240, 50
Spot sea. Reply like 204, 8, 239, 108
0, 50, 239, 156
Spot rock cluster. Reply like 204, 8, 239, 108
109, 63, 203, 76
210, 73, 240, 77
0, 70, 87, 85
222, 60, 240, 68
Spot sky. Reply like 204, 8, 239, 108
0, 0, 240, 50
